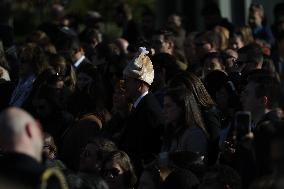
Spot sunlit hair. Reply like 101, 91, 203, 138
165, 87, 209, 137
214, 26, 229, 51
169, 71, 215, 109
236, 26, 254, 45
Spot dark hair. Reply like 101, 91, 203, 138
101, 150, 137, 187
151, 53, 180, 81
162, 168, 200, 189
26, 30, 50, 46
80, 29, 102, 45
154, 29, 175, 43
237, 43, 263, 65
204, 70, 228, 100
202, 31, 221, 50
115, 3, 132, 19
56, 35, 81, 61
274, 3, 284, 20
165, 87, 208, 136
88, 137, 117, 150
201, 2, 221, 17
77, 65, 107, 115
248, 74, 281, 109
202, 165, 242, 189
169, 71, 215, 109
19, 42, 49, 75
67, 173, 109, 189
202, 52, 223, 66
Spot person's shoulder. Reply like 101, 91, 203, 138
140, 92, 162, 110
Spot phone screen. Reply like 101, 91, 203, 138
235, 111, 251, 141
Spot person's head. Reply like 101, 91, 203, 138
195, 31, 220, 59
113, 38, 129, 56
48, 54, 68, 76
101, 150, 137, 189
202, 52, 225, 76
123, 47, 154, 101
138, 162, 161, 189
162, 168, 199, 189
204, 70, 228, 101
249, 3, 264, 28
32, 82, 65, 119
169, 71, 215, 109
151, 53, 180, 90
18, 43, 49, 77
84, 10, 103, 30
274, 3, 284, 23
167, 14, 183, 34
229, 33, 245, 51
223, 49, 238, 73
230, 26, 254, 51
43, 133, 57, 160
201, 2, 221, 30
80, 137, 117, 173
141, 8, 156, 35
204, 70, 240, 112
241, 72, 281, 118
114, 3, 132, 27
0, 107, 43, 162
237, 43, 263, 73
80, 28, 103, 53
163, 87, 207, 135
57, 34, 84, 63
214, 26, 229, 51
152, 30, 175, 55
199, 165, 241, 189
184, 32, 198, 64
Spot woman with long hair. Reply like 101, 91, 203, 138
168, 71, 221, 165
162, 87, 208, 156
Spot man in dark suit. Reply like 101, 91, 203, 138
0, 107, 45, 188
0, 108, 67, 189
119, 47, 163, 175
56, 29, 93, 72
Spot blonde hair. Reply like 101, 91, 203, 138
214, 26, 229, 50
237, 26, 254, 45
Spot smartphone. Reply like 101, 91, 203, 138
234, 111, 251, 141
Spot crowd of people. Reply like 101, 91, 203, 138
1, 1, 284, 189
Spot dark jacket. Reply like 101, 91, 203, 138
119, 92, 163, 173
0, 152, 44, 188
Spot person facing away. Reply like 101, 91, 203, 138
0, 107, 67, 189
0, 107, 44, 187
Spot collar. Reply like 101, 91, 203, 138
74, 55, 85, 68
133, 91, 148, 108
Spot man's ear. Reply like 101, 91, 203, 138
168, 40, 174, 50
25, 123, 33, 138
262, 96, 268, 107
